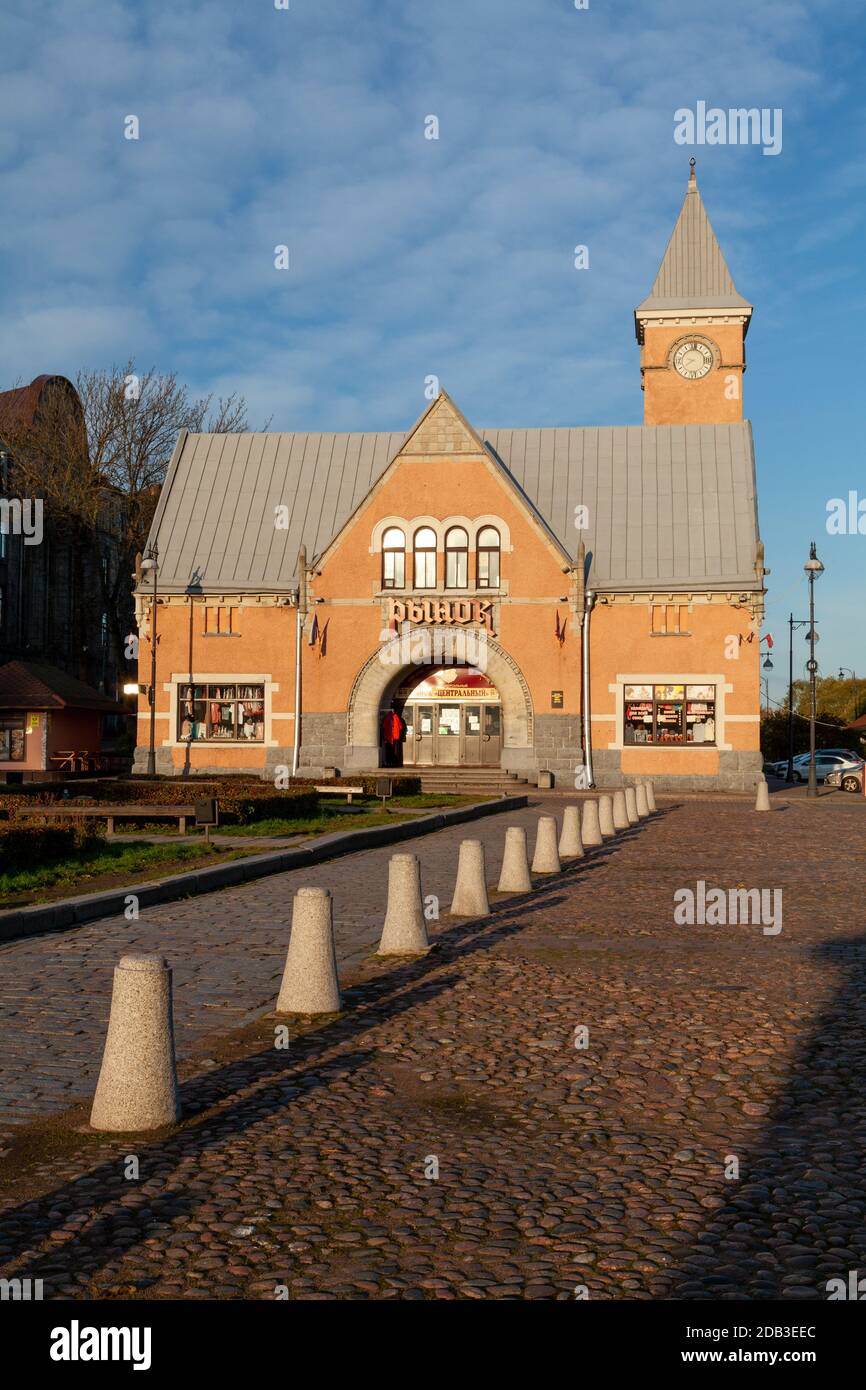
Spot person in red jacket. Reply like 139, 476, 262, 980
381, 706, 406, 766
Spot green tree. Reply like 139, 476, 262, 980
790, 677, 866, 723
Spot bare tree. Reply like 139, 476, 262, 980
4, 362, 255, 687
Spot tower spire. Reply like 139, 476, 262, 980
636, 163, 747, 321
634, 165, 753, 426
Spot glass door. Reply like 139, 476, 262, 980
435, 703, 461, 765
414, 704, 434, 764
463, 704, 482, 763
481, 704, 502, 765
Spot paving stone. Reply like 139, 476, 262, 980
1, 797, 865, 1299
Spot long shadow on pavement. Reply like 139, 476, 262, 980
0, 810, 660, 1286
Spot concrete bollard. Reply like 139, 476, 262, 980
90, 954, 180, 1133
581, 799, 603, 848
635, 783, 650, 818
755, 776, 771, 812
450, 839, 490, 916
532, 815, 562, 873
558, 805, 585, 859
598, 794, 616, 838
612, 788, 629, 830
277, 887, 341, 1014
498, 826, 533, 893
624, 786, 639, 825
646, 780, 657, 813
378, 853, 429, 954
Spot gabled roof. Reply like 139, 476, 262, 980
313, 391, 573, 572
636, 161, 751, 318
143, 411, 762, 595
0, 661, 124, 712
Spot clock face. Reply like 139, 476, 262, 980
673, 339, 715, 380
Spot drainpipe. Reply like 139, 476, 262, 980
291, 596, 302, 777
291, 546, 307, 778
581, 589, 596, 788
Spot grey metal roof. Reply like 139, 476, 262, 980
636, 166, 751, 315
147, 420, 761, 594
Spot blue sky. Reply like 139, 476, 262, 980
1, 0, 863, 703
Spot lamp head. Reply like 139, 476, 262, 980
804, 541, 824, 576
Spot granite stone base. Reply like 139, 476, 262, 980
296, 713, 347, 776
591, 749, 764, 793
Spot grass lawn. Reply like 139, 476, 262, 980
0, 793, 494, 909
210, 792, 487, 837
212, 809, 415, 837
0, 840, 250, 911
103, 793, 489, 839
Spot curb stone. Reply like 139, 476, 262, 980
0, 795, 529, 944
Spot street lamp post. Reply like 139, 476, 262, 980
804, 541, 824, 798
140, 543, 159, 778
786, 613, 809, 782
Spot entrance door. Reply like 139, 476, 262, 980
481, 704, 502, 765
414, 704, 434, 764
463, 704, 482, 763
436, 703, 461, 765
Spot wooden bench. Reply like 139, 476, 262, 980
15, 804, 197, 835
314, 785, 364, 805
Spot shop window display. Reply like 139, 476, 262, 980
178, 684, 265, 742
623, 684, 715, 746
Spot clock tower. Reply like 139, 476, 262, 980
635, 159, 752, 426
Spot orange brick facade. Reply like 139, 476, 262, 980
134, 169, 765, 791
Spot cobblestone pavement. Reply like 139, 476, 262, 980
0, 804, 542, 1130
1, 795, 865, 1301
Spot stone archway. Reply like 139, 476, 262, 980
344, 632, 534, 772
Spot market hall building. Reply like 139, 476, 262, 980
134, 165, 766, 791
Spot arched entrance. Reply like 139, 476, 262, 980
392, 667, 501, 767
345, 634, 534, 773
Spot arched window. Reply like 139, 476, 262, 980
413, 526, 437, 589
381, 527, 405, 589
476, 525, 500, 588
445, 526, 469, 589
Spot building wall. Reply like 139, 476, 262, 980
641, 322, 746, 426
0, 707, 103, 775
134, 600, 296, 774
588, 597, 762, 790
132, 435, 761, 788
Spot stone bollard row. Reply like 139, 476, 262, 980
92, 781, 671, 1132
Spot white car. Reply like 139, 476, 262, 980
781, 751, 864, 783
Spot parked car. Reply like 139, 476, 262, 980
825, 764, 865, 794
766, 751, 863, 783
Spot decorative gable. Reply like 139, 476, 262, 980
398, 391, 487, 457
